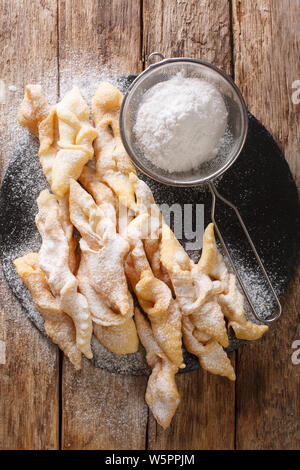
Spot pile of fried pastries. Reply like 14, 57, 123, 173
14, 82, 268, 429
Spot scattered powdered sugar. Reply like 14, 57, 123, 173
134, 73, 228, 173
0, 138, 48, 333
224, 244, 285, 323
0, 66, 58, 181
92, 337, 150, 375
59, 50, 133, 105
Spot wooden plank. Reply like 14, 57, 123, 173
143, 0, 232, 74
232, 0, 300, 449
0, 0, 59, 450
62, 360, 148, 450
58, 0, 142, 73
58, 0, 148, 450
143, 0, 236, 450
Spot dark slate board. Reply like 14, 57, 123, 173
0, 75, 299, 375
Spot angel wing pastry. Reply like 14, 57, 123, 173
17, 84, 56, 184
198, 223, 268, 341
135, 307, 180, 429
69, 178, 138, 354
51, 87, 98, 198
160, 223, 216, 315
160, 223, 236, 380
121, 172, 184, 369
14, 253, 82, 370
182, 316, 236, 381
160, 223, 229, 346
77, 254, 138, 355
92, 82, 137, 211
17, 84, 51, 136
125, 236, 184, 369
163, 223, 267, 381
18, 84, 97, 197
17, 85, 97, 271
16, 85, 93, 362
36, 189, 93, 359
83, 103, 182, 362
128, 173, 172, 288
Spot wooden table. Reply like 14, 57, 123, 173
0, 0, 299, 450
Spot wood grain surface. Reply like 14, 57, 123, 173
232, 0, 300, 449
0, 0, 59, 450
0, 0, 299, 450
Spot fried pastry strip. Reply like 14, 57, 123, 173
77, 251, 138, 355
69, 178, 139, 354
182, 316, 236, 381
17, 85, 82, 271
93, 319, 139, 355
198, 224, 268, 341
135, 307, 180, 429
51, 87, 98, 198
69, 179, 132, 316
160, 223, 229, 353
124, 209, 184, 369
14, 253, 82, 370
122, 174, 184, 368
160, 223, 218, 315
17, 84, 51, 136
129, 173, 172, 288
17, 84, 56, 187
160, 222, 234, 377
36, 189, 93, 359
92, 82, 137, 211
18, 84, 97, 197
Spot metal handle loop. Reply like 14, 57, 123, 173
209, 182, 282, 324
147, 52, 165, 66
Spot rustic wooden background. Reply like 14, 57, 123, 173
0, 0, 299, 450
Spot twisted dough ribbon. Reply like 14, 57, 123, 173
18, 85, 97, 198
92, 82, 137, 211
14, 253, 82, 370
91, 82, 184, 368
17, 85, 99, 363
69, 176, 138, 354
36, 189, 93, 359
161, 223, 268, 380
124, 177, 184, 369
198, 224, 268, 341
135, 307, 180, 429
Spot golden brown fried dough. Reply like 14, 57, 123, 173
14, 253, 82, 370
92, 82, 137, 210
182, 316, 235, 381
36, 189, 93, 359
135, 307, 180, 429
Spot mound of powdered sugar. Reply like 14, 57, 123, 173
134, 73, 228, 172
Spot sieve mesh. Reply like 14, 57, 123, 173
120, 58, 248, 186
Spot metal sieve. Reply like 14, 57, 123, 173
120, 53, 282, 323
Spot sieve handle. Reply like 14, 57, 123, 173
147, 52, 165, 66
208, 181, 282, 324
